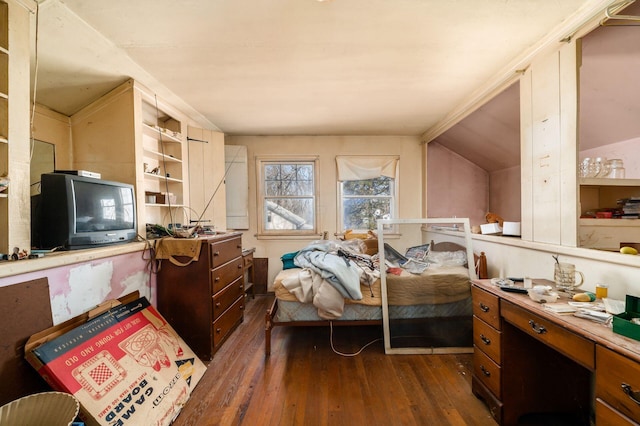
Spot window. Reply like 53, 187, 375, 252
337, 156, 399, 233
257, 157, 318, 236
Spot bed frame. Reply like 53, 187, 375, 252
264, 241, 487, 356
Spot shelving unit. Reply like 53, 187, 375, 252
70, 79, 189, 236
0, 1, 8, 207
138, 88, 188, 229
579, 178, 640, 249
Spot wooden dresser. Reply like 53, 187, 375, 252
157, 233, 245, 361
472, 279, 640, 425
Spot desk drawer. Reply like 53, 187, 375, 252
212, 277, 244, 321
501, 300, 595, 370
473, 316, 501, 364
213, 297, 244, 347
596, 346, 640, 423
474, 346, 501, 398
211, 257, 244, 293
596, 398, 639, 426
472, 286, 501, 330
210, 237, 243, 267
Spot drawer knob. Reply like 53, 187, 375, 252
480, 365, 491, 377
215, 302, 221, 308
622, 383, 640, 406
480, 334, 491, 345
479, 303, 490, 313
528, 319, 547, 334
213, 251, 220, 257
216, 328, 222, 334
215, 277, 220, 282
238, 264, 242, 269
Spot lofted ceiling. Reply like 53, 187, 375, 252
30, 0, 636, 170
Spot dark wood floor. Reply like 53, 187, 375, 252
172, 294, 497, 426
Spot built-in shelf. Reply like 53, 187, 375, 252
142, 123, 183, 144
0, 137, 7, 144
145, 203, 184, 208
0, 193, 7, 198
580, 178, 640, 187
0, 46, 7, 55
579, 218, 639, 226
144, 172, 182, 183
143, 148, 182, 163
0, 92, 7, 100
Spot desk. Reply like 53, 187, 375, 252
471, 279, 640, 425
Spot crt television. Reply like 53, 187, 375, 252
33, 173, 137, 250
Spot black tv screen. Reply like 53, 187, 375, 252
73, 180, 135, 233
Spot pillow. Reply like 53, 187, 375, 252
426, 250, 467, 267
280, 251, 299, 270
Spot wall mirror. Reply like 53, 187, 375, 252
377, 218, 475, 355
30, 139, 55, 196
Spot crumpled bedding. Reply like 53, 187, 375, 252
280, 240, 380, 319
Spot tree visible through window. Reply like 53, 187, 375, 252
259, 159, 317, 233
341, 176, 394, 231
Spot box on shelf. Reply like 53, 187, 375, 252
612, 295, 640, 342
144, 191, 160, 204
25, 293, 206, 426
156, 192, 177, 204
480, 223, 502, 235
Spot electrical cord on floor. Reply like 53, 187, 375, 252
329, 321, 383, 357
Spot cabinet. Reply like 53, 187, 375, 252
156, 233, 244, 361
70, 79, 190, 236
187, 126, 226, 230
579, 178, 640, 250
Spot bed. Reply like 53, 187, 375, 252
264, 237, 487, 356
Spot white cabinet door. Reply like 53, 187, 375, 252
225, 145, 249, 230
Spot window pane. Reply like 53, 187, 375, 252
265, 198, 315, 230
342, 177, 392, 196
342, 198, 391, 230
264, 164, 281, 181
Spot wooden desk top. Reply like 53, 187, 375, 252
472, 279, 640, 364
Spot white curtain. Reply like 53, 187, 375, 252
336, 155, 399, 181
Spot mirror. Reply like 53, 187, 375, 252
377, 218, 476, 354
30, 139, 55, 196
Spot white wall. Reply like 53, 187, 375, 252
226, 135, 423, 287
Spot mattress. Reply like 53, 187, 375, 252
272, 265, 472, 322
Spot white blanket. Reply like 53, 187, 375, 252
281, 268, 346, 319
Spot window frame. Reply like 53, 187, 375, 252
256, 156, 320, 238
337, 156, 399, 234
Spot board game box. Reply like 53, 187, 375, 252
25, 295, 206, 426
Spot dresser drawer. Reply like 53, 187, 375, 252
473, 316, 501, 364
210, 237, 243, 268
212, 277, 244, 321
596, 398, 640, 426
213, 298, 244, 347
473, 346, 501, 398
211, 256, 244, 293
596, 345, 640, 423
501, 300, 595, 370
472, 286, 501, 330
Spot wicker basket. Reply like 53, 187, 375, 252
0, 391, 80, 426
